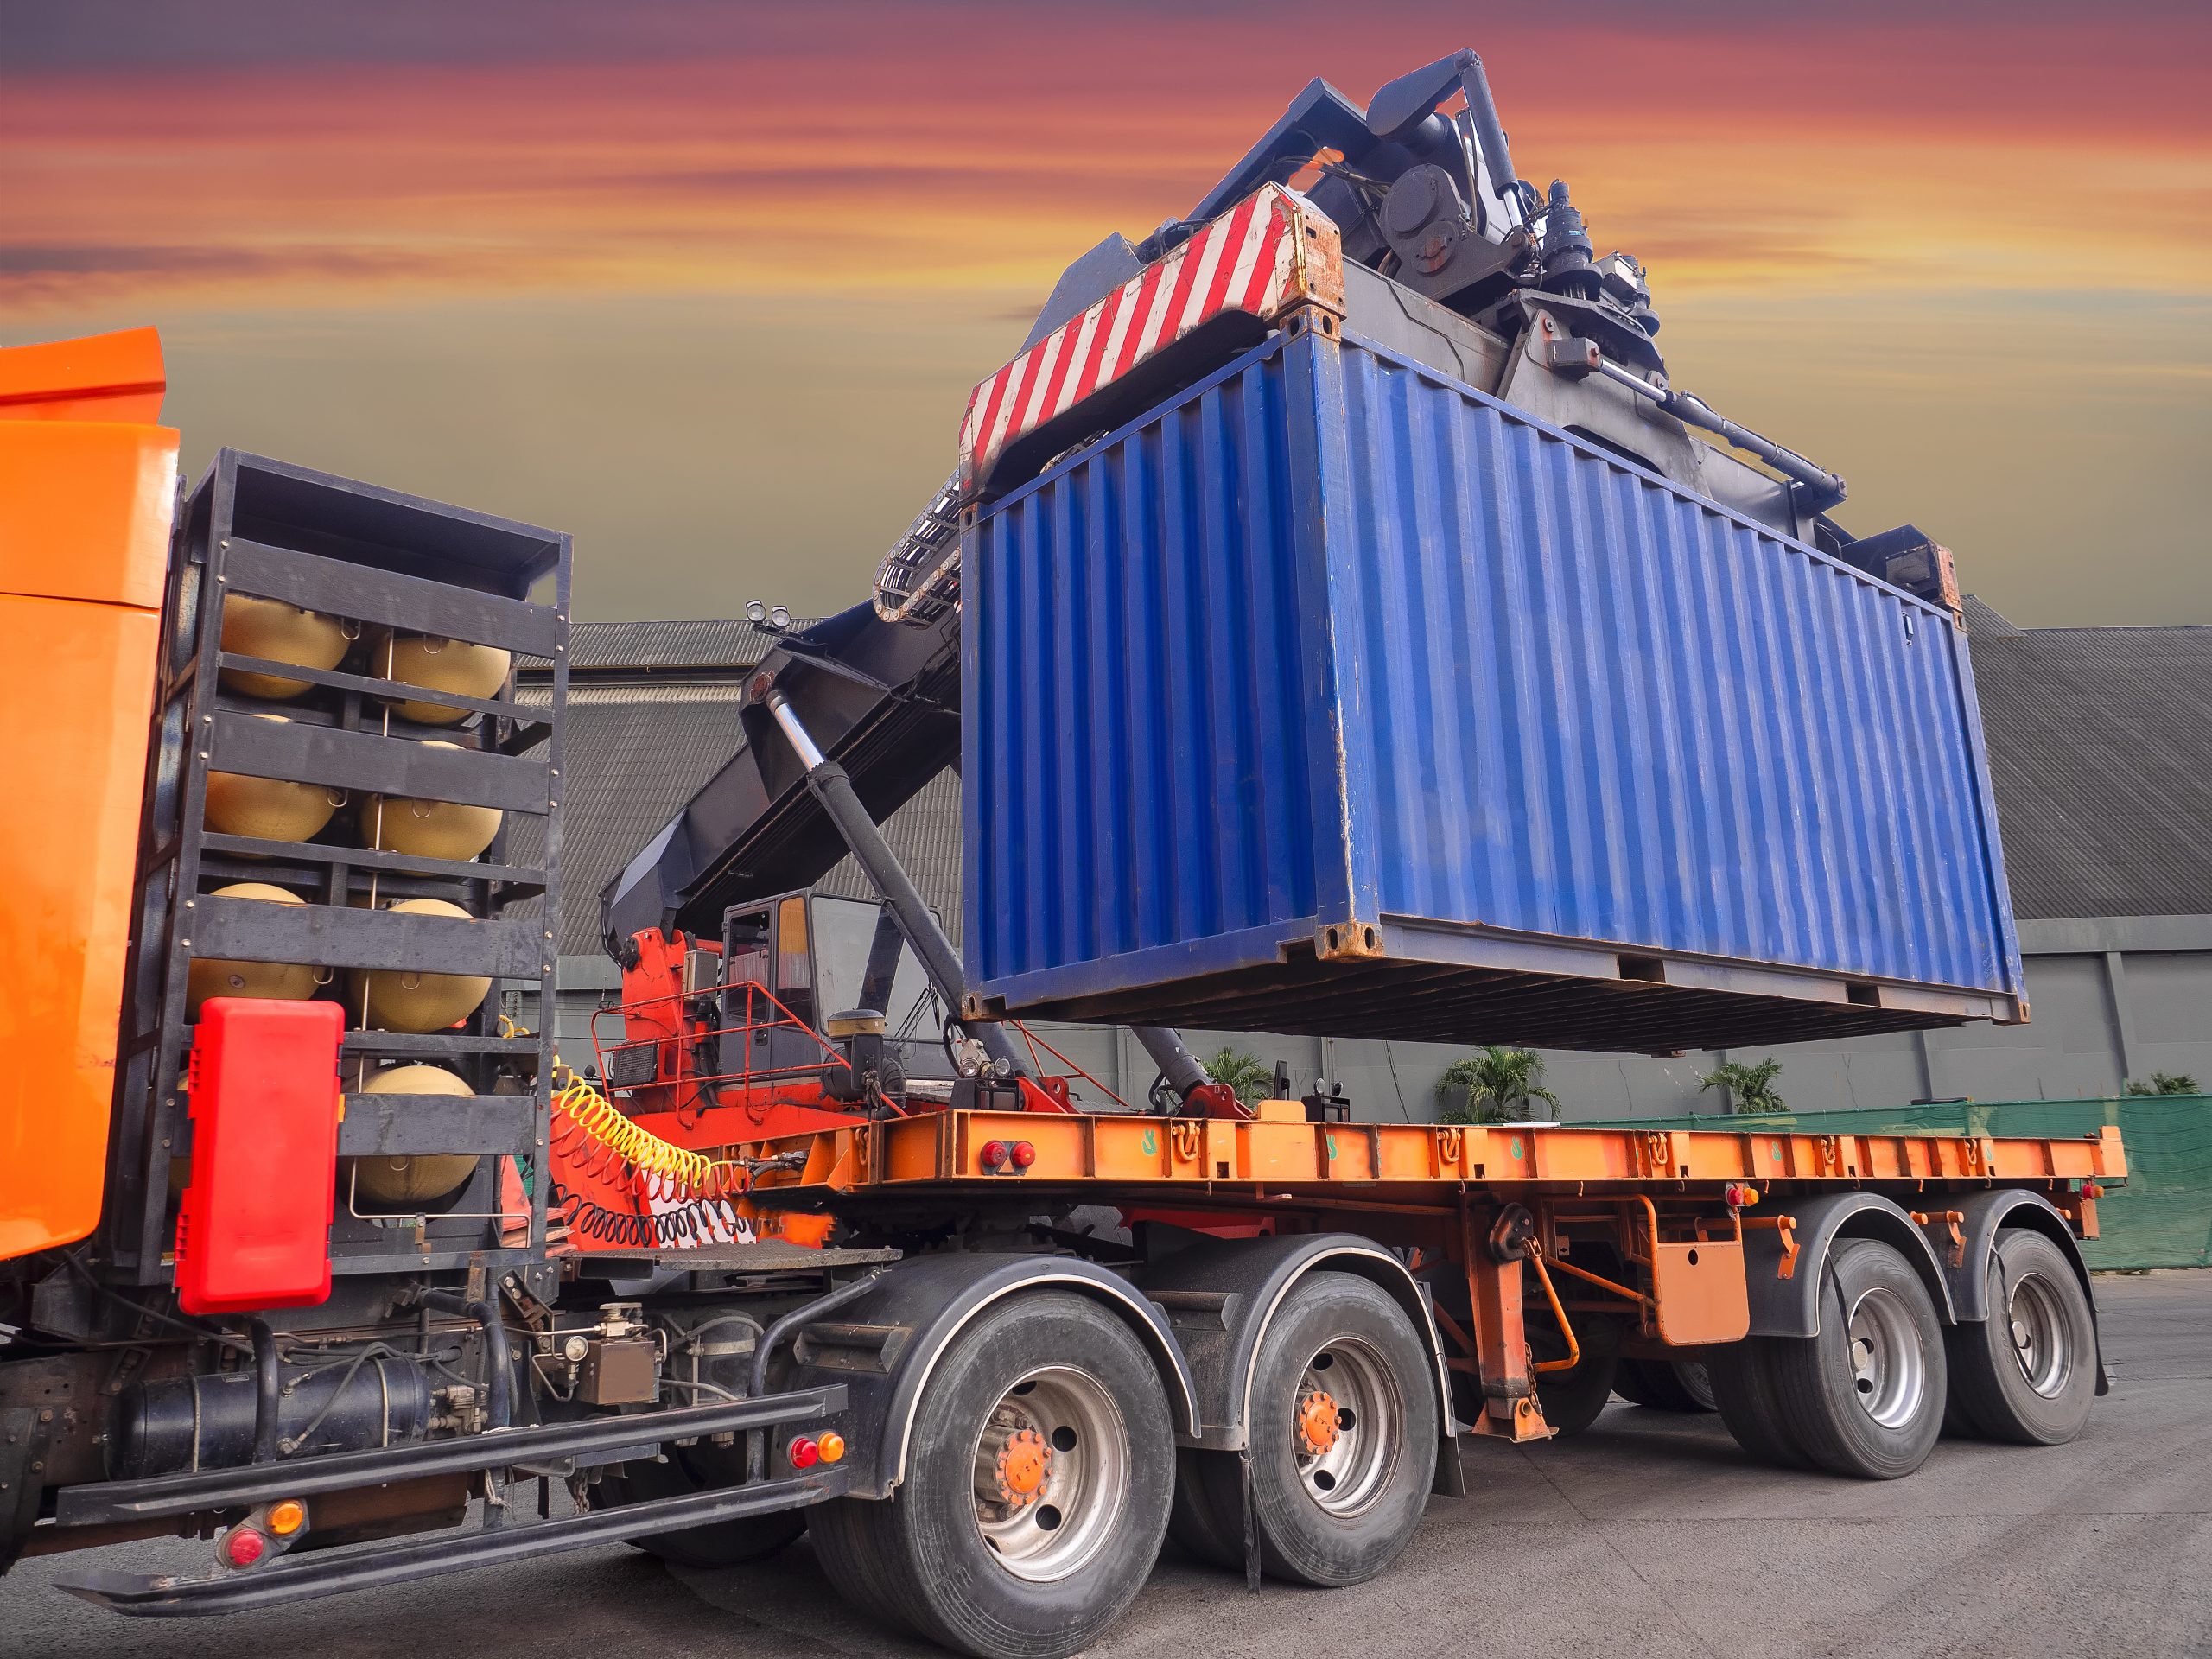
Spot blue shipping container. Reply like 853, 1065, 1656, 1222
962, 328, 2026, 1051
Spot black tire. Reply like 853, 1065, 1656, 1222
1945, 1229, 2096, 1446
1767, 1238, 1948, 1480
1611, 1360, 1661, 1408
807, 1291, 1173, 1659
1942, 1383, 1989, 1440
1165, 1447, 1242, 1570
1531, 1315, 1622, 1438
1709, 1339, 1816, 1469
594, 1444, 806, 1568
1672, 1359, 1718, 1412
1193, 1273, 1437, 1587
1616, 1357, 1717, 1414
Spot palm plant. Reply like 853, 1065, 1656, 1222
2124, 1071, 2200, 1096
1203, 1047, 1274, 1108
1697, 1056, 1784, 1115
1434, 1046, 1560, 1125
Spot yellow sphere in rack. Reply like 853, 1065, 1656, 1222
376, 633, 512, 726
360, 742, 501, 861
186, 882, 318, 1014
347, 899, 491, 1032
204, 716, 342, 844
219, 594, 348, 699
343, 1065, 480, 1205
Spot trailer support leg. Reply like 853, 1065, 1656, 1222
1459, 1203, 1551, 1442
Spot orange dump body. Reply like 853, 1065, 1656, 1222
0, 327, 178, 1260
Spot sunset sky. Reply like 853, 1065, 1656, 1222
7, 0, 2209, 626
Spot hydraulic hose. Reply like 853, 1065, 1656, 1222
250, 1319, 282, 1464
744, 1271, 887, 1483
423, 1290, 512, 1431
1585, 355, 1846, 511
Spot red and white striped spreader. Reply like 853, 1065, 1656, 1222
956, 184, 1344, 499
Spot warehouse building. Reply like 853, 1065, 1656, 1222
518, 598, 2211, 1120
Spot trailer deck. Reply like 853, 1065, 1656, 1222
741, 1105, 2126, 1202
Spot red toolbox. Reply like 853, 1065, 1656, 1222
175, 998, 345, 1314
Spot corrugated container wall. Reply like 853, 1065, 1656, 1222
962, 329, 2026, 1052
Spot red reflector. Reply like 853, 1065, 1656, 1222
176, 1000, 346, 1315
787, 1436, 820, 1470
980, 1140, 1010, 1170
222, 1528, 267, 1568
1010, 1141, 1037, 1169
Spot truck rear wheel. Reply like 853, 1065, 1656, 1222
1710, 1339, 1815, 1469
1767, 1238, 1947, 1479
594, 1445, 806, 1568
1190, 1272, 1436, 1587
1166, 1447, 1242, 1570
1531, 1314, 1621, 1437
1618, 1358, 1716, 1414
1945, 1229, 2095, 1446
808, 1291, 1173, 1659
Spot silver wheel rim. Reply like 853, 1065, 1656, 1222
1845, 1284, 1927, 1429
1291, 1338, 1402, 1517
969, 1365, 1128, 1583
2008, 1272, 2073, 1398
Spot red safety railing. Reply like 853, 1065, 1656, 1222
590, 978, 850, 1112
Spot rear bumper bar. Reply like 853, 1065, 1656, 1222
56, 1385, 846, 1526
56, 1464, 849, 1616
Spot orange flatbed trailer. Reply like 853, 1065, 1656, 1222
684, 1103, 2125, 1445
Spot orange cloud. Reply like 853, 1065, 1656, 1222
7, 6, 2209, 315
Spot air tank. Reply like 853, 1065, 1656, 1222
110, 1357, 432, 1479
360, 741, 501, 861
202, 715, 344, 843
218, 594, 349, 699
186, 882, 319, 1014
347, 898, 491, 1031
343, 1063, 480, 1205
375, 632, 511, 726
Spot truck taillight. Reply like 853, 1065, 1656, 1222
980, 1140, 1010, 1171
788, 1436, 821, 1470
267, 1498, 308, 1537
1010, 1141, 1037, 1169
222, 1528, 267, 1568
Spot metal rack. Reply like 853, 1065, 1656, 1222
103, 450, 569, 1285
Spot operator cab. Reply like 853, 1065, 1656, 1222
717, 889, 957, 1096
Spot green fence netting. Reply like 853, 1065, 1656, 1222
1579, 1096, 2212, 1271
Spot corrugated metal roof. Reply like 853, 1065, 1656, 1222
1966, 601, 2212, 921
516, 682, 961, 957
561, 619, 802, 672
817, 768, 964, 944
509, 690, 749, 954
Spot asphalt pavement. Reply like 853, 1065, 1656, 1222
5, 1271, 2208, 1658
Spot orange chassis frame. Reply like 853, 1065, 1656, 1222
632, 1096, 2125, 1443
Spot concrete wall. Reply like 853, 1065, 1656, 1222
517, 914, 2212, 1123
